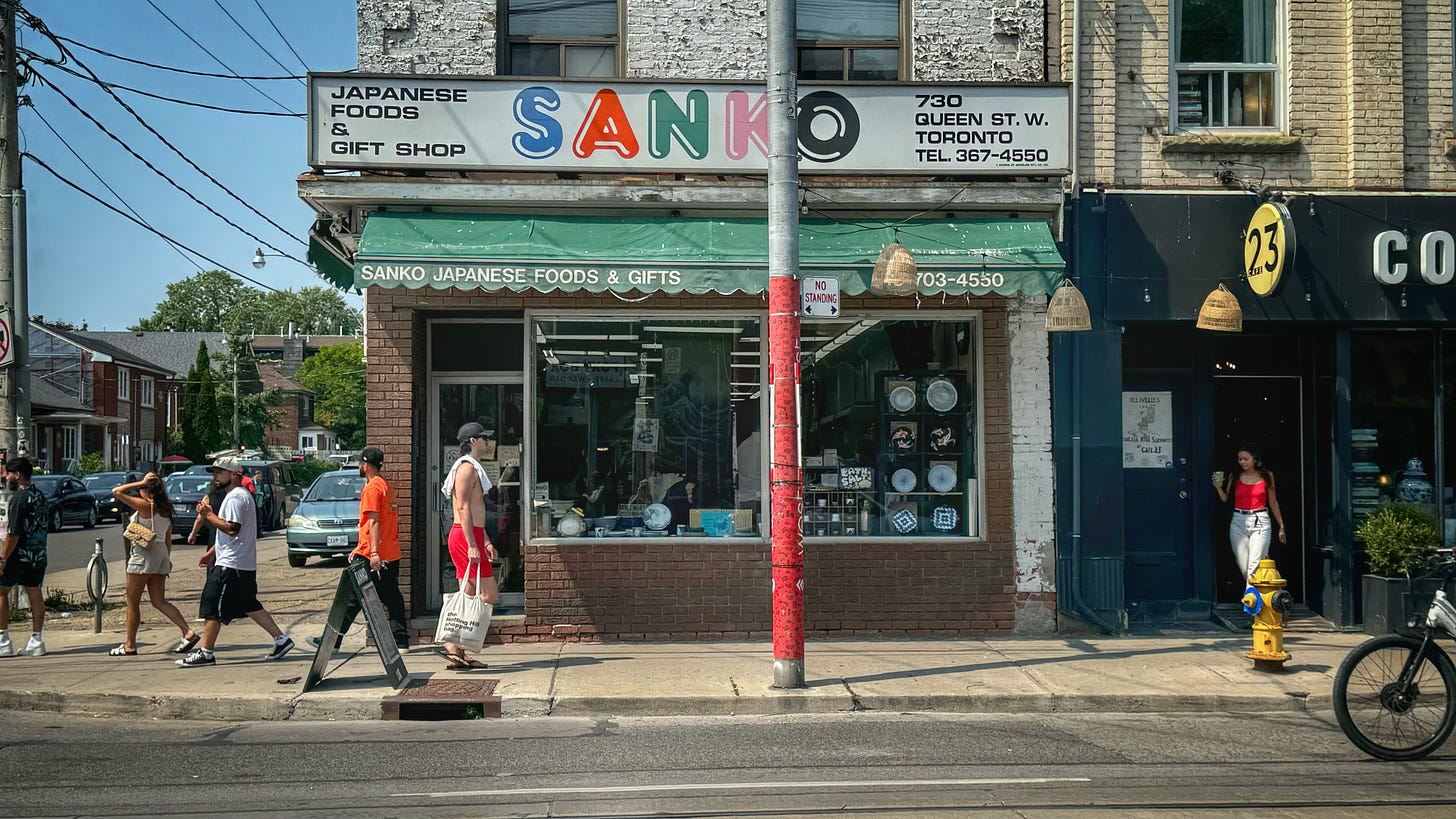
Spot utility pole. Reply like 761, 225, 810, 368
0, 3, 28, 461
766, 0, 805, 689
232, 351, 239, 449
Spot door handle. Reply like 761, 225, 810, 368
1178, 490, 1189, 500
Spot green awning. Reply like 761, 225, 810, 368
309, 222, 355, 291
353, 213, 1063, 296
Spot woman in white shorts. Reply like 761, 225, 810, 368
109, 473, 199, 656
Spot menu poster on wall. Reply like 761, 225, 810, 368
1122, 391, 1173, 469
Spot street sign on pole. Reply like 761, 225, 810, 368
800, 277, 840, 317
0, 311, 13, 366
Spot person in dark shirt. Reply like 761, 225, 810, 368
0, 457, 49, 657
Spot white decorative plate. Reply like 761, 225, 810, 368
557, 513, 585, 537
926, 378, 958, 412
891, 468, 917, 493
932, 505, 959, 531
892, 508, 918, 534
889, 385, 917, 412
927, 464, 957, 493
643, 503, 672, 531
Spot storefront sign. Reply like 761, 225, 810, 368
1243, 203, 1294, 296
543, 365, 627, 388
1122, 391, 1173, 469
309, 75, 1070, 176
1372, 230, 1456, 286
800, 276, 840, 316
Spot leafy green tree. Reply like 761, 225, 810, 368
180, 342, 223, 461
262, 287, 361, 335
296, 341, 366, 449
133, 271, 360, 336
215, 336, 285, 449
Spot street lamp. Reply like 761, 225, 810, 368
252, 248, 288, 269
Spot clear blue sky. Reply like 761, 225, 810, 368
22, 0, 358, 330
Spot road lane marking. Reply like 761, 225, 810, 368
396, 776, 1092, 799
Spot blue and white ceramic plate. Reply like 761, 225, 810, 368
643, 503, 672, 531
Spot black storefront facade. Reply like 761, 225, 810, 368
1056, 191, 1456, 630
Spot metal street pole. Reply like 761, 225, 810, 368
767, 0, 805, 689
0, 5, 27, 459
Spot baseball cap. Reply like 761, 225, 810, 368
360, 446, 385, 466
457, 421, 488, 444
206, 456, 245, 474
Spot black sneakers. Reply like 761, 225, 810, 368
176, 649, 216, 667
264, 637, 296, 661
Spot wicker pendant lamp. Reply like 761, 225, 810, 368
1196, 282, 1243, 332
870, 242, 918, 295
1045, 278, 1092, 332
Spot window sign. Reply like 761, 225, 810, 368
1123, 391, 1173, 469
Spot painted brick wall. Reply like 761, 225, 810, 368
366, 287, 1025, 640
914, 0, 1047, 82
625, 0, 766, 79
357, 0, 496, 74
1062, 0, 1456, 191
1007, 295, 1056, 634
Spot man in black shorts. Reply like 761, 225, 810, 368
0, 457, 48, 657
177, 457, 294, 667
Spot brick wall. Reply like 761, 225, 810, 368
367, 287, 1027, 640
1007, 296, 1056, 634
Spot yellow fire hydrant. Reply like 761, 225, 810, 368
1242, 558, 1294, 672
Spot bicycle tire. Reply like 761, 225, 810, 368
1333, 633, 1456, 760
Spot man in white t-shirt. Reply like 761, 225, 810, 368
177, 457, 294, 667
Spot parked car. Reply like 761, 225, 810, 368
238, 459, 293, 531
31, 475, 97, 531
286, 470, 366, 567
82, 471, 143, 523
164, 473, 217, 543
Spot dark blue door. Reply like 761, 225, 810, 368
1123, 376, 1194, 601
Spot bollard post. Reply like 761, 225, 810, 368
85, 538, 107, 635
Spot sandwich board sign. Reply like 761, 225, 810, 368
303, 561, 410, 692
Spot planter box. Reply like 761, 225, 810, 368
1362, 574, 1410, 635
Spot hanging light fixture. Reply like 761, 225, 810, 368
870, 242, 918, 295
1045, 277, 1092, 332
1196, 282, 1243, 332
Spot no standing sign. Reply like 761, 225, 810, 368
0, 312, 12, 367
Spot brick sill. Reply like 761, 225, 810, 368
1161, 133, 1302, 154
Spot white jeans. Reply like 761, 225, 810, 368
1230, 510, 1271, 580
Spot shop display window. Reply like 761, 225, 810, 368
1351, 331, 1437, 528
532, 317, 762, 539
800, 317, 981, 538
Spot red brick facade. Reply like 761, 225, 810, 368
366, 288, 1023, 641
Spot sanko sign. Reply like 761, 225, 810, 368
1373, 230, 1456, 285
308, 74, 1070, 176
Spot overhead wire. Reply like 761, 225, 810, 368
17, 8, 309, 248
141, 0, 298, 115
250, 0, 311, 73
52, 35, 303, 80
25, 54, 304, 116
209, 0, 306, 85
25, 101, 204, 273
26, 68, 308, 264
23, 152, 280, 292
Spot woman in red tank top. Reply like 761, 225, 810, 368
1213, 444, 1287, 581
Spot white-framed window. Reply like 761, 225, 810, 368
116, 366, 131, 401
1171, 0, 1281, 130
798, 0, 902, 81
60, 426, 79, 461
502, 0, 619, 77
139, 375, 155, 408
302, 435, 315, 449
138, 441, 156, 464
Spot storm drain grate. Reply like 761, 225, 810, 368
381, 678, 501, 720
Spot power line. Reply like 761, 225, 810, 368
251, 0, 311, 73
25, 54, 304, 116
53, 34, 303, 79
26, 102, 204, 273
209, 0, 306, 86
28, 68, 307, 264
16, 9, 308, 248
24, 151, 281, 292
142, 0, 298, 115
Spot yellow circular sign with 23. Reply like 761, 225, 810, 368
1243, 202, 1295, 297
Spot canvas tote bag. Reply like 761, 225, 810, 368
435, 566, 492, 652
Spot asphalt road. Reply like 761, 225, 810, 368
2, 709, 1454, 818
39, 518, 130, 574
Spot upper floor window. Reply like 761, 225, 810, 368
139, 375, 155, 408
1173, 0, 1280, 129
798, 0, 901, 81
117, 367, 131, 401
502, 0, 618, 77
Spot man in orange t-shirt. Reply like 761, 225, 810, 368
351, 446, 408, 650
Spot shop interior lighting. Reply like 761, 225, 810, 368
641, 357, 663, 363
643, 326, 743, 334
641, 342, 664, 349
731, 351, 758, 357
544, 334, 639, 341
731, 363, 758, 369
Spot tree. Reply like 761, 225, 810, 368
133, 271, 361, 336
180, 341, 223, 461
216, 335, 284, 449
296, 341, 366, 449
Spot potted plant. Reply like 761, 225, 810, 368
1357, 502, 1440, 635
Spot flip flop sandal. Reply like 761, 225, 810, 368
173, 633, 201, 654
109, 645, 138, 656
443, 654, 487, 670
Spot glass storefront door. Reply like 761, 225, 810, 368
429, 379, 525, 610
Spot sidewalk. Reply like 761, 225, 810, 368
0, 621, 1371, 722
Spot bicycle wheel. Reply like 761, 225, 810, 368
1333, 633, 1456, 760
